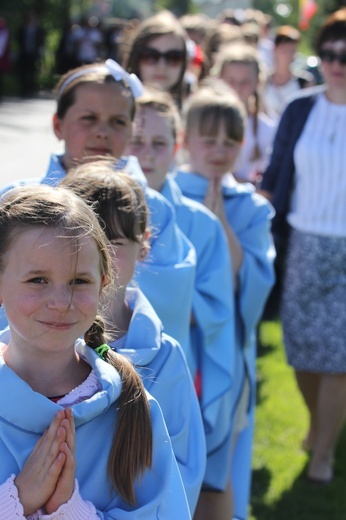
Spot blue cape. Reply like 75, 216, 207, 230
109, 287, 206, 514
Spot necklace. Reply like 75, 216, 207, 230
329, 114, 340, 144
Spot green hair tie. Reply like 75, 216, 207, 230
95, 344, 111, 359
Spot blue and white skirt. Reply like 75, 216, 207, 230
281, 228, 346, 373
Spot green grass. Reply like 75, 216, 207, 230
249, 321, 346, 520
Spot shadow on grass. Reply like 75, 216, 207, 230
251, 438, 346, 520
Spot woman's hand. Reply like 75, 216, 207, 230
44, 407, 76, 514
14, 410, 68, 515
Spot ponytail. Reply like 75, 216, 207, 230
85, 317, 153, 504
250, 90, 261, 162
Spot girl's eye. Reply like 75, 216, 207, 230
81, 115, 95, 122
109, 239, 126, 247
72, 278, 89, 285
28, 277, 46, 284
112, 118, 127, 127
154, 141, 167, 148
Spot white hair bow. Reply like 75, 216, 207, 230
56, 59, 143, 101
105, 59, 143, 98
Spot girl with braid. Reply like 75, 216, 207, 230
0, 185, 191, 519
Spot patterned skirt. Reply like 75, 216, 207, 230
281, 228, 346, 373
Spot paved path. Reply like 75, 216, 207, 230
0, 96, 63, 186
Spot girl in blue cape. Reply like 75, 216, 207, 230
0, 60, 196, 351
173, 81, 275, 520
0, 184, 191, 519
126, 87, 238, 519
61, 162, 206, 515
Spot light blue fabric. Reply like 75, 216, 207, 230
161, 175, 236, 490
109, 287, 205, 515
0, 154, 196, 351
174, 170, 275, 514
0, 309, 7, 332
0, 338, 191, 519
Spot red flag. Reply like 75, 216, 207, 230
299, 0, 318, 30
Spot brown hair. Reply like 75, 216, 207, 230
61, 160, 149, 245
135, 86, 181, 143
0, 185, 152, 504
183, 79, 246, 143
316, 8, 346, 55
274, 25, 301, 47
54, 62, 136, 120
202, 23, 244, 73
123, 11, 188, 107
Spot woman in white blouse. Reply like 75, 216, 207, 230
260, 8, 346, 485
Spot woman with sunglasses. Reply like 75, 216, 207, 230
123, 11, 188, 108
260, 8, 346, 485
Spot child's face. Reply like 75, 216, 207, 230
184, 120, 241, 180
0, 227, 104, 355
128, 106, 176, 191
53, 83, 133, 170
274, 41, 297, 68
220, 63, 258, 106
108, 236, 144, 288
139, 34, 185, 92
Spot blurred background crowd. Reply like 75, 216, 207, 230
0, 0, 342, 101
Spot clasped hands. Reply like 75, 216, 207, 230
15, 408, 76, 516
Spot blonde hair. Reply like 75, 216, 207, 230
183, 79, 246, 142
211, 43, 263, 82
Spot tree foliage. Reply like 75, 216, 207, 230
253, 0, 345, 54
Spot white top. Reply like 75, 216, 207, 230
234, 113, 277, 182
288, 93, 346, 237
263, 77, 301, 121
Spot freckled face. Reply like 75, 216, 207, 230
0, 227, 104, 355
53, 83, 133, 169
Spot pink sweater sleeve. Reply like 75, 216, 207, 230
0, 477, 99, 520
0, 475, 26, 519
39, 480, 99, 520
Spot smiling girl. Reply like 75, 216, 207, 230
0, 184, 191, 519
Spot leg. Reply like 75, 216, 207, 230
193, 482, 233, 520
308, 373, 346, 481
295, 370, 320, 451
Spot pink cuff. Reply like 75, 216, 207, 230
41, 480, 97, 519
0, 475, 26, 519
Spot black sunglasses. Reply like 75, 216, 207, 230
139, 47, 185, 67
320, 49, 346, 66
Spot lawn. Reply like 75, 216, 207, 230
249, 321, 346, 520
